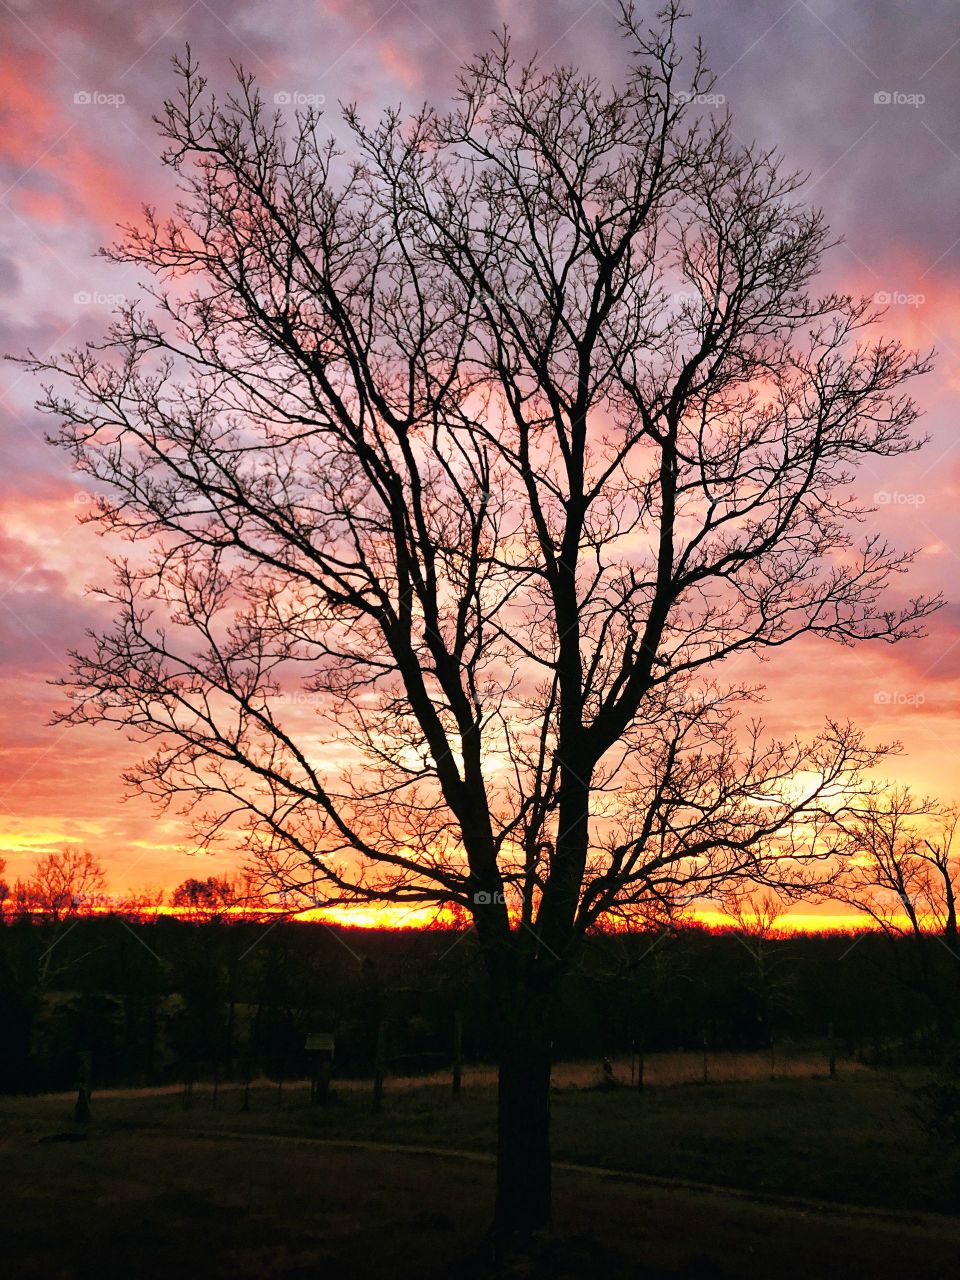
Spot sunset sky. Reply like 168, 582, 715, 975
0, 0, 958, 921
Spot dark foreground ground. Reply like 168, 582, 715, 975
3, 1063, 960, 1278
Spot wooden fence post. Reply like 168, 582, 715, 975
373, 1020, 386, 1113
74, 1051, 92, 1124
452, 1010, 463, 1098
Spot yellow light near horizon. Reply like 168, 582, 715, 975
693, 906, 864, 934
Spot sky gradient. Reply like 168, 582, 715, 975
0, 0, 958, 917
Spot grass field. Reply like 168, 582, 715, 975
3, 1057, 959, 1277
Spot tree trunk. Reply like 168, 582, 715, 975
493, 993, 553, 1238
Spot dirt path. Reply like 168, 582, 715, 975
125, 1122, 960, 1242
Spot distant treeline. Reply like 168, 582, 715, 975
1, 908, 958, 1096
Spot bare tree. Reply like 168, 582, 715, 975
21, 5, 937, 1236
829, 790, 959, 943
21, 849, 107, 923
16, 849, 108, 985
720, 887, 788, 938
719, 887, 792, 1050
111, 886, 167, 920
171, 875, 238, 921
828, 790, 960, 1042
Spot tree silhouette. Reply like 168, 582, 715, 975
719, 887, 793, 1051
21, 849, 106, 924
828, 790, 960, 1035
171, 876, 237, 921
0, 857, 9, 924
23, 4, 937, 1236
830, 790, 959, 943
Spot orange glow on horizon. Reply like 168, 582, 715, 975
15, 898, 888, 936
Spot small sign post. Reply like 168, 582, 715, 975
452, 1009, 463, 1098
373, 1020, 386, 1113
305, 1031, 335, 1105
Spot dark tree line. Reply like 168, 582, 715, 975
1, 914, 955, 1096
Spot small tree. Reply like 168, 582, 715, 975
112, 886, 167, 921
719, 887, 792, 1051
22, 849, 106, 923
829, 790, 960, 1038
830, 791, 959, 943
16, 849, 107, 986
22, 5, 937, 1236
171, 875, 237, 921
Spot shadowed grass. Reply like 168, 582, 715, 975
2, 1061, 955, 1213
3, 1123, 960, 1279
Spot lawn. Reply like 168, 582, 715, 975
3, 1062, 959, 1277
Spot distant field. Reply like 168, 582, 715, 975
6, 1044, 852, 1100
3, 1060, 959, 1277
336, 1045, 856, 1091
